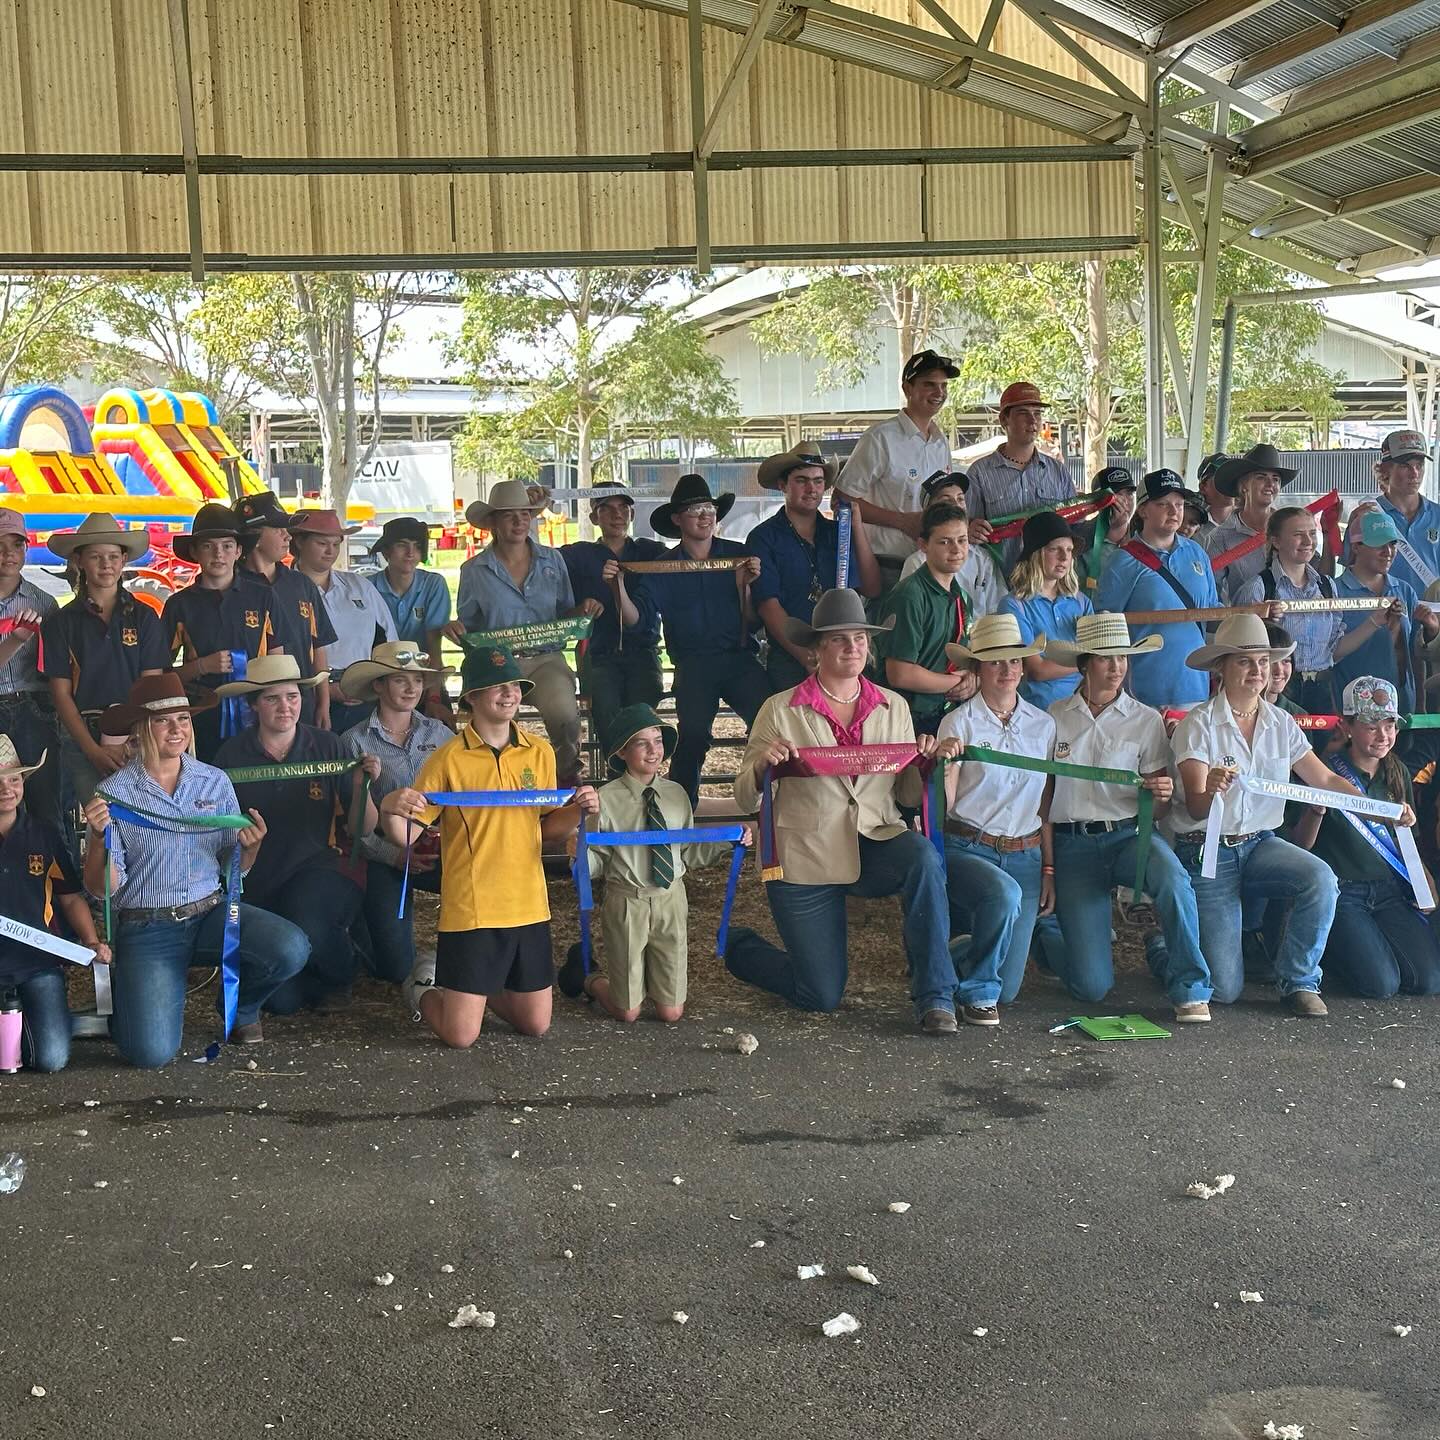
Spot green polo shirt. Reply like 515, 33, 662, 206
1309, 761, 1413, 885
877, 566, 971, 720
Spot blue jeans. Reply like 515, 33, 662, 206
16, 968, 71, 1072
724, 830, 953, 1016
112, 901, 309, 1068
1324, 874, 1440, 998
1054, 825, 1211, 1005
944, 836, 1039, 1005
1177, 832, 1337, 1003
252, 865, 364, 1014
358, 861, 441, 983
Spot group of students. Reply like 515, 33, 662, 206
2, 360, 1440, 1068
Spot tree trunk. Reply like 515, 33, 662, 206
576, 408, 594, 541
1083, 259, 1111, 475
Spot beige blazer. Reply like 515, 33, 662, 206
733, 684, 922, 886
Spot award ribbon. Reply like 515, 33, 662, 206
835, 502, 852, 590
620, 557, 754, 645
0, 912, 98, 965
572, 821, 747, 973
219, 651, 250, 739
0, 614, 42, 669
955, 745, 1153, 897
981, 490, 1117, 546
1209, 491, 1340, 573
223, 758, 359, 785
1124, 597, 1388, 625
1163, 707, 1340, 732
456, 617, 594, 653
1327, 752, 1428, 904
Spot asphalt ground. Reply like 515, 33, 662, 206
3, 866, 1439, 1440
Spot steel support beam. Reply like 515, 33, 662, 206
1184, 103, 1228, 478
1228, 0, 1432, 87
164, 0, 203, 282
1155, 0, 1278, 52
1142, 65, 1167, 470
688, 0, 710, 273
1214, 300, 1239, 451
697, 0, 782, 158
1253, 172, 1440, 238
1007, 0, 1143, 106
917, 0, 974, 45
975, 0, 1007, 49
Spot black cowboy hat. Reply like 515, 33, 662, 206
650, 474, 735, 540
1212, 443, 1297, 498
174, 501, 243, 563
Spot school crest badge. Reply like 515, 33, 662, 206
1192, 561, 1204, 574
1428, 528, 1439, 545
1055, 741, 1071, 759
309, 781, 324, 801
412, 607, 424, 621
28, 854, 44, 877
491, 650, 505, 667
245, 610, 261, 628
299, 602, 314, 622
1221, 754, 1238, 769
520, 767, 537, 788
121, 627, 138, 646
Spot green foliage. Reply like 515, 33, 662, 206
0, 276, 106, 393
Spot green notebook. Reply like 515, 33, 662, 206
1067, 1013, 1171, 1041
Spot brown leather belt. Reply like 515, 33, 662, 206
1174, 830, 1264, 849
117, 891, 222, 925
944, 821, 1040, 853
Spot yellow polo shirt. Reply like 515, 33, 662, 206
413, 723, 558, 932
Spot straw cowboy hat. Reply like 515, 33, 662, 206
650, 474, 735, 540
289, 507, 360, 537
1185, 611, 1295, 671
464, 479, 537, 530
781, 587, 894, 651
174, 501, 242, 563
603, 702, 677, 774
46, 512, 150, 561
756, 443, 836, 492
110, 672, 219, 729
0, 734, 45, 778
215, 654, 328, 698
339, 640, 453, 702
945, 613, 1046, 668
1212, 443, 1297, 498
1045, 612, 1162, 667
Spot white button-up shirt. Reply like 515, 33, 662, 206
938, 693, 1055, 836
1048, 690, 1169, 823
1172, 692, 1311, 836
316, 567, 398, 671
837, 411, 953, 560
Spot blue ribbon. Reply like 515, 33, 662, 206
835, 501, 852, 590
572, 821, 747, 974
219, 651, 249, 738
398, 788, 578, 917
1328, 753, 1412, 889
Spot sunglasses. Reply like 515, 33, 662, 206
388, 650, 428, 666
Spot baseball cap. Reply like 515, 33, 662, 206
1091, 464, 1136, 492
1138, 468, 1199, 504
1342, 675, 1399, 721
1381, 429, 1428, 463
998, 381, 1047, 412
921, 469, 969, 499
902, 349, 959, 383
1357, 510, 1402, 548
1197, 452, 1228, 484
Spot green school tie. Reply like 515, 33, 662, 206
644, 785, 674, 890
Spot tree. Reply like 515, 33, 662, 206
451, 269, 739, 494
0, 275, 106, 394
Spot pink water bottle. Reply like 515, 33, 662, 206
0, 991, 21, 1073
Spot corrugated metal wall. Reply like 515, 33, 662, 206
0, 0, 1137, 264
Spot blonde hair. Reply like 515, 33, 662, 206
135, 711, 196, 769
1008, 545, 1080, 601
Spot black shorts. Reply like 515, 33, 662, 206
435, 921, 554, 996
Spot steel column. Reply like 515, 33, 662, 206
1142, 63, 1167, 470
688, 0, 711, 273
164, 0, 203, 282
1214, 299, 1238, 452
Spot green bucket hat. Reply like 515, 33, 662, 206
459, 643, 534, 698
603, 703, 677, 774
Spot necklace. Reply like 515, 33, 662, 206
1230, 700, 1260, 720
817, 677, 861, 705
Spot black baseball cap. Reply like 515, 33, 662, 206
1139, 468, 1200, 504
921, 469, 969, 499
902, 349, 960, 383
1197, 452, 1228, 484
1091, 464, 1136, 492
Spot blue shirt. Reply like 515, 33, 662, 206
1000, 591, 1093, 710
101, 755, 242, 910
456, 540, 575, 644
1333, 568, 1419, 713
369, 567, 452, 647
746, 508, 861, 623
1095, 535, 1218, 708
635, 537, 755, 661
1232, 562, 1343, 674
0, 577, 57, 695
1378, 494, 1440, 594
343, 708, 454, 866
560, 537, 666, 654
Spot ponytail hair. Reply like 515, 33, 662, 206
73, 557, 142, 623
1264, 506, 1310, 567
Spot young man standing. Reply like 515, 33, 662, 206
164, 501, 275, 761
1360, 429, 1440, 595
835, 349, 957, 594
748, 444, 881, 691
965, 381, 1077, 570
1095, 469, 1220, 711
635, 474, 766, 804
1193, 453, 1232, 545
560, 488, 666, 738
289, 508, 396, 734
366, 517, 454, 726
455, 479, 594, 783
233, 491, 335, 728
876, 503, 978, 731
1203, 444, 1297, 602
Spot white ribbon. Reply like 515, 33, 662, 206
1395, 536, 1439, 591
1200, 774, 1429, 907
0, 912, 98, 965
93, 964, 114, 1017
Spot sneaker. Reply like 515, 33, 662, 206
961, 1004, 1000, 1027
556, 943, 591, 1001
402, 959, 436, 1022
231, 1021, 264, 1045
1173, 1001, 1212, 1024
1286, 989, 1329, 1018
921, 1008, 958, 1035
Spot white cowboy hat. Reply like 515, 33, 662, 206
339, 641, 453, 702
46, 512, 150, 561
464, 479, 538, 530
215, 653, 329, 697
1185, 611, 1295, 671
0, 735, 45, 778
1046, 612, 1163, 666
945, 613, 1046, 668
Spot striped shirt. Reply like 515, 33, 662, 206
342, 708, 453, 865
965, 445, 1077, 572
100, 756, 242, 910
0, 578, 57, 695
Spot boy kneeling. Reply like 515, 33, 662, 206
557, 704, 750, 1022
379, 645, 597, 1047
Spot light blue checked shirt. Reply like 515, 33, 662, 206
965, 446, 1077, 571
342, 708, 453, 865
0, 578, 57, 695
1231, 562, 1344, 675
99, 756, 243, 910
456, 540, 575, 643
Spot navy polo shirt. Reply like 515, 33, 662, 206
0, 809, 81, 985
214, 723, 353, 896
632, 537, 756, 661
162, 580, 275, 694
560, 537, 666, 654
236, 565, 336, 678
746, 509, 861, 623
39, 595, 170, 711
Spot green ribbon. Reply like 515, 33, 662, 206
458, 617, 594, 653
956, 745, 1154, 898
224, 759, 360, 785
1402, 715, 1440, 729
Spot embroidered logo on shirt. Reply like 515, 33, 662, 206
1428, 528, 1439, 545
245, 610, 260, 628
1221, 754, 1238, 769
1055, 741, 1071, 758
27, 854, 44, 877
1192, 562, 1204, 573
121, 627, 138, 646
299, 602, 314, 621
413, 607, 424, 620
520, 766, 537, 787
308, 781, 324, 800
